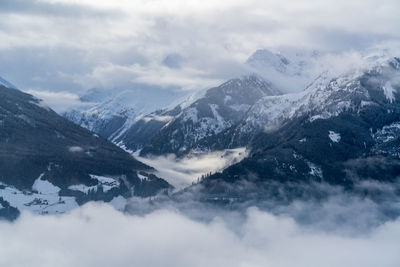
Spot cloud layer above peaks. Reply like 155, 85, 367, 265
0, 0, 399, 93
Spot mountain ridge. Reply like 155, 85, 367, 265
0, 84, 171, 219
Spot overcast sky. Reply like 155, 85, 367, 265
0, 0, 400, 94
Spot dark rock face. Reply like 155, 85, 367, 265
0, 85, 172, 219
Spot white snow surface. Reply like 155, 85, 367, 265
373, 122, 400, 143
68, 146, 84, 153
137, 173, 148, 181
32, 173, 61, 194
65, 87, 189, 142
329, 131, 341, 143
383, 81, 396, 103
0, 180, 78, 215
68, 175, 120, 193
307, 162, 323, 177
0, 173, 123, 215
68, 184, 99, 194
236, 57, 396, 138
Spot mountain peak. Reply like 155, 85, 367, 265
246, 49, 291, 73
220, 73, 282, 97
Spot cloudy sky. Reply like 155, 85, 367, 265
0, 0, 400, 96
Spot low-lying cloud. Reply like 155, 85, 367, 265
0, 200, 399, 267
136, 148, 248, 189
25, 90, 91, 113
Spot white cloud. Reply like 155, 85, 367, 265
73, 62, 224, 91
25, 90, 90, 113
136, 148, 248, 189
0, 202, 399, 267
1, 0, 399, 93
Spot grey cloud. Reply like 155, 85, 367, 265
24, 90, 91, 113
162, 53, 184, 69
0, 199, 399, 267
0, 0, 400, 95
0, 0, 121, 18
307, 26, 397, 52
0, 46, 150, 92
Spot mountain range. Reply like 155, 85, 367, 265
1, 49, 400, 219
65, 50, 400, 201
65, 49, 312, 155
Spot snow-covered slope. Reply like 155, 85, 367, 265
64, 86, 188, 143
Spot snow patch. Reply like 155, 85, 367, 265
329, 131, 341, 143
90, 175, 120, 192
307, 162, 323, 178
224, 95, 232, 104
183, 107, 198, 123
68, 146, 84, 153
383, 81, 396, 103
373, 122, 400, 143
32, 173, 61, 194
68, 184, 98, 194
0, 182, 78, 215
230, 104, 250, 112
142, 115, 173, 123
68, 175, 120, 194
137, 173, 148, 181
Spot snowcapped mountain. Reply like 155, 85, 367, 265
63, 49, 320, 156
0, 84, 171, 220
64, 72, 282, 156
194, 57, 400, 201
247, 49, 305, 76
64, 86, 188, 144
140, 74, 282, 156
246, 49, 320, 92
223, 56, 399, 147
3, 50, 400, 214
63, 49, 319, 155
135, 50, 324, 156
63, 50, 399, 171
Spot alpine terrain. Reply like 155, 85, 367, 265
0, 84, 171, 219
